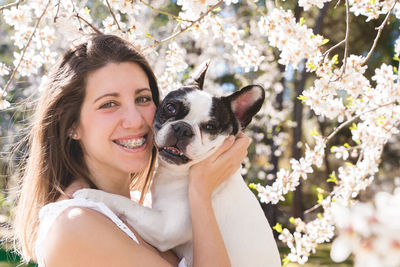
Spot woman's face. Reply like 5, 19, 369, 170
75, 62, 156, 183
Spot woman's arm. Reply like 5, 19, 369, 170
189, 132, 250, 267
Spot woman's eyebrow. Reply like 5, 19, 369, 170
93, 92, 119, 104
136, 88, 151, 94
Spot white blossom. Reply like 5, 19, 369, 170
0, 63, 10, 76
0, 88, 10, 110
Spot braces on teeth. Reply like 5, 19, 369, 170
117, 137, 145, 149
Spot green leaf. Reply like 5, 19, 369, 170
299, 17, 306, 26
317, 193, 324, 204
273, 223, 283, 233
289, 217, 295, 225
330, 146, 337, 153
327, 171, 338, 184
349, 123, 357, 131
310, 127, 320, 137
248, 183, 257, 190
297, 94, 308, 103
282, 257, 291, 265
322, 38, 329, 45
393, 54, 399, 62
332, 54, 339, 65
145, 30, 154, 39
306, 62, 317, 71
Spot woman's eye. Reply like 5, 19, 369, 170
99, 102, 117, 109
136, 96, 152, 104
165, 103, 177, 114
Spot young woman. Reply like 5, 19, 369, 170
13, 34, 250, 267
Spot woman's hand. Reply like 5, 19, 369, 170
188, 132, 250, 199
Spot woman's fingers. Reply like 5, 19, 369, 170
214, 133, 250, 165
189, 132, 251, 198
207, 135, 235, 163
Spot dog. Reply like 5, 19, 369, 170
74, 63, 281, 267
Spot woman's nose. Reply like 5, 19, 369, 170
121, 105, 144, 129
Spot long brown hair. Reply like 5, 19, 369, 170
13, 34, 160, 262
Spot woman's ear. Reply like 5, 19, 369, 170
68, 127, 80, 140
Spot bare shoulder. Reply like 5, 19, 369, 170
42, 206, 172, 267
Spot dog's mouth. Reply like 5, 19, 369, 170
158, 145, 190, 165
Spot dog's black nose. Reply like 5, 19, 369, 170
172, 122, 194, 139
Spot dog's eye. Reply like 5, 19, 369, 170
204, 122, 217, 131
165, 103, 177, 115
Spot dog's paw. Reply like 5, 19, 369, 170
72, 189, 129, 215
73, 188, 108, 202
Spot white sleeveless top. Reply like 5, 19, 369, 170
35, 198, 187, 267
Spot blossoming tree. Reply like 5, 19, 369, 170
1, 0, 400, 265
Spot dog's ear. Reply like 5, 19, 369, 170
224, 85, 265, 129
186, 60, 210, 90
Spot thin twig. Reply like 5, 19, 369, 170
246, 0, 267, 17
75, 14, 103, 34
341, 0, 350, 75
70, 0, 83, 31
334, 0, 342, 8
53, 0, 61, 23
323, 39, 345, 58
139, 0, 192, 22
2, 0, 51, 94
105, 0, 122, 31
331, 0, 350, 81
325, 101, 397, 143
0, 0, 23, 11
361, 1, 397, 65
145, 0, 224, 50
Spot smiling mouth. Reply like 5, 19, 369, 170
158, 145, 190, 163
113, 135, 147, 149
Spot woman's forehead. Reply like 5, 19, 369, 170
85, 62, 150, 99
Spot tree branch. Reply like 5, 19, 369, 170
145, 0, 224, 50
105, 0, 122, 31
53, 0, 61, 23
330, 0, 350, 81
2, 0, 51, 94
75, 13, 103, 34
325, 101, 397, 143
139, 0, 192, 22
361, 1, 397, 65
0, 0, 23, 11
70, 0, 83, 30
246, 0, 266, 17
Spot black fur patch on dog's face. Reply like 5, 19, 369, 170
153, 87, 195, 131
201, 97, 238, 139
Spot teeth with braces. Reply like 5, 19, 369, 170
115, 137, 145, 149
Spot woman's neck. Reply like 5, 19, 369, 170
85, 161, 132, 198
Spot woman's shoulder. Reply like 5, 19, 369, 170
40, 204, 174, 267
40, 205, 134, 266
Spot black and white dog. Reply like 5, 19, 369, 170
74, 64, 281, 267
